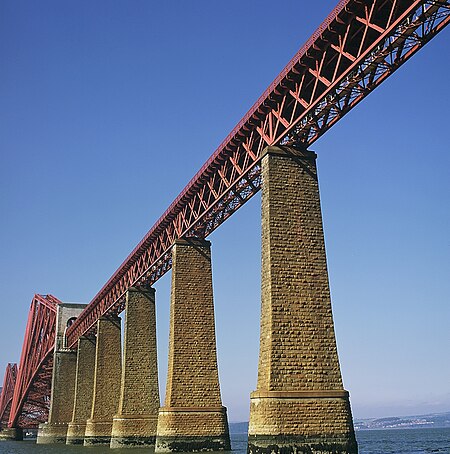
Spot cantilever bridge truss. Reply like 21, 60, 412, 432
0, 363, 17, 429
0, 0, 448, 429
6, 295, 60, 428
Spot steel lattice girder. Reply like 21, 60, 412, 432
66, 0, 450, 347
0, 363, 17, 428
8, 295, 59, 428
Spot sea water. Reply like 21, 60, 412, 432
0, 428, 449, 454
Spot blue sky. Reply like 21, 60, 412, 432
0, 1, 449, 422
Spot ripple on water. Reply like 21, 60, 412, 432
0, 429, 449, 454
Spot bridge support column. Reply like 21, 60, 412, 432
36, 350, 77, 443
37, 303, 86, 444
110, 286, 160, 448
155, 238, 230, 453
66, 336, 96, 444
84, 316, 122, 446
248, 146, 357, 454
0, 428, 23, 441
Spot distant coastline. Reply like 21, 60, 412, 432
354, 411, 450, 430
229, 411, 450, 433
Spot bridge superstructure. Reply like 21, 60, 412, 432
0, 363, 17, 429
0, 0, 448, 452
8, 295, 60, 430
65, 0, 450, 347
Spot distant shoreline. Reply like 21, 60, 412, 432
229, 410, 450, 433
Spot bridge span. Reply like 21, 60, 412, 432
0, 1, 448, 452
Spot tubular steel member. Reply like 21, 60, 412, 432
0, 364, 17, 431
66, 0, 450, 348
8, 295, 60, 433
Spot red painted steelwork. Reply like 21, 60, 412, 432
0, 363, 17, 429
8, 295, 60, 428
66, 0, 450, 347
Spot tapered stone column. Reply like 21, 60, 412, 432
110, 286, 160, 448
248, 147, 357, 454
37, 303, 86, 444
36, 350, 77, 443
66, 336, 96, 444
84, 316, 122, 446
0, 428, 23, 440
155, 238, 230, 453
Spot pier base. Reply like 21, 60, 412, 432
156, 406, 230, 452
37, 421, 70, 444
155, 239, 230, 452
66, 336, 96, 444
110, 286, 160, 449
248, 391, 357, 454
66, 422, 87, 445
248, 147, 357, 454
0, 428, 23, 441
84, 316, 122, 446
36, 348, 77, 444
36, 303, 85, 444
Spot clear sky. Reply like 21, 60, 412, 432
0, 1, 449, 423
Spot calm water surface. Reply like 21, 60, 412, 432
0, 429, 449, 454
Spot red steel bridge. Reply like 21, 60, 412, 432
0, 0, 448, 430
0, 295, 60, 429
0, 363, 17, 429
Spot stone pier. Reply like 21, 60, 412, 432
36, 303, 86, 444
84, 316, 122, 446
155, 238, 230, 453
110, 286, 160, 448
0, 428, 23, 441
248, 147, 357, 454
66, 336, 96, 444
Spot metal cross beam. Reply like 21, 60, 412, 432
8, 295, 60, 428
0, 363, 17, 429
66, 0, 450, 347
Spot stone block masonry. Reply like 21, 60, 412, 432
110, 286, 160, 448
0, 428, 23, 441
155, 238, 230, 453
66, 335, 96, 444
248, 146, 357, 454
36, 303, 86, 444
36, 350, 77, 444
84, 316, 122, 446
